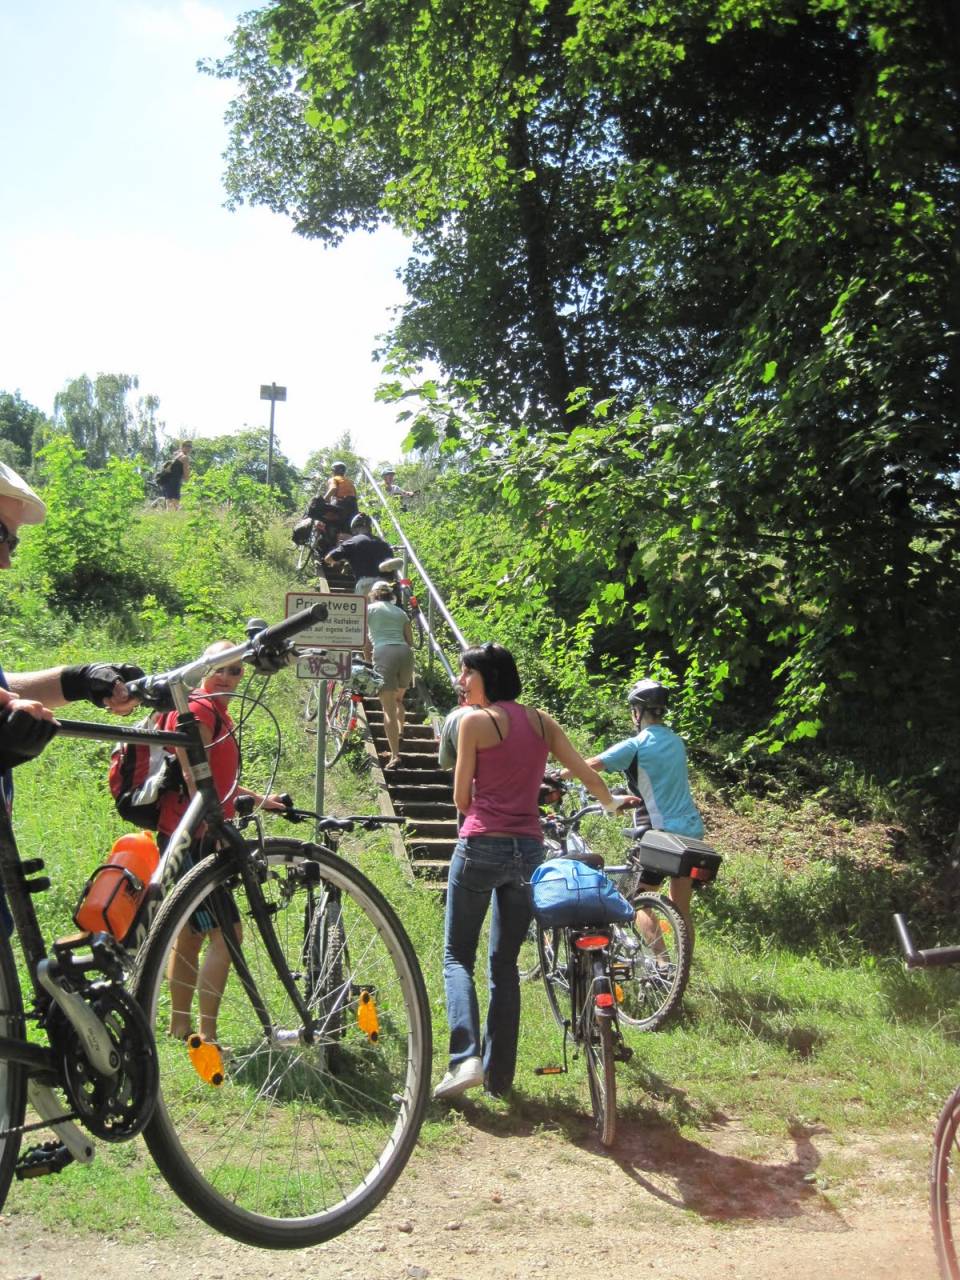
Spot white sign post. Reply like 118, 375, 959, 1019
286, 591, 368, 825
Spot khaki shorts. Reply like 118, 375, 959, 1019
373, 642, 414, 691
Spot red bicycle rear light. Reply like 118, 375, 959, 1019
690, 865, 710, 881
575, 935, 610, 951
595, 992, 615, 1008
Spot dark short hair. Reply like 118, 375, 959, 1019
461, 642, 522, 703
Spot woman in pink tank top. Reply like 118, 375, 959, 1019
434, 643, 625, 1103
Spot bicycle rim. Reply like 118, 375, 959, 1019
932, 1085, 960, 1280
0, 927, 26, 1210
133, 839, 432, 1249
583, 999, 617, 1148
537, 926, 571, 1029
614, 893, 691, 1032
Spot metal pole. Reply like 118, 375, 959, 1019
266, 388, 276, 489
315, 679, 327, 837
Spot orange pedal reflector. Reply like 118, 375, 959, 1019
614, 983, 624, 1003
187, 1034, 225, 1087
357, 989, 380, 1041
575, 934, 610, 950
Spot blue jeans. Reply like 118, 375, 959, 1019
442, 834, 544, 1094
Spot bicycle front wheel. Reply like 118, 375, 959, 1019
133, 838, 432, 1249
0, 927, 26, 1210
614, 892, 691, 1032
932, 1084, 960, 1279
583, 994, 617, 1148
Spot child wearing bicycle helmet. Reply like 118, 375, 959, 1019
576, 679, 704, 941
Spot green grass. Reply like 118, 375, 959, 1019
5, 508, 960, 1236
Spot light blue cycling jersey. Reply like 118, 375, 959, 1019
598, 722, 704, 838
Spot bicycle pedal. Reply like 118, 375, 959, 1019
15, 1139, 75, 1180
534, 1065, 566, 1076
614, 1044, 634, 1063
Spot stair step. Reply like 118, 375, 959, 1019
406, 836, 458, 858
391, 785, 454, 802
387, 767, 450, 785
410, 858, 452, 882
404, 819, 460, 839
396, 801, 457, 819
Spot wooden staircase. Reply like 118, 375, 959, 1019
361, 699, 458, 885
318, 560, 458, 886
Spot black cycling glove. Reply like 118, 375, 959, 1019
0, 708, 58, 771
60, 662, 146, 707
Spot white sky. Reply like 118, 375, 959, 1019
0, 0, 413, 469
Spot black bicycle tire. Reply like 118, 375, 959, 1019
0, 926, 26, 1210
931, 1083, 960, 1280
536, 925, 571, 1029
615, 892, 691, 1032
133, 838, 432, 1249
325, 682, 353, 768
305, 893, 346, 1044
583, 996, 617, 1148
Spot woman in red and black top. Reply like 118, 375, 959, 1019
162, 642, 286, 1044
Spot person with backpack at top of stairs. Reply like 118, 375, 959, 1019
155, 440, 191, 510
324, 512, 393, 598
320, 460, 359, 531
157, 641, 288, 1045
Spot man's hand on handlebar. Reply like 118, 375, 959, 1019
61, 662, 145, 714
246, 638, 296, 675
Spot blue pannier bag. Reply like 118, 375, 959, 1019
530, 858, 635, 929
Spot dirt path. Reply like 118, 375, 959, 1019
1, 1108, 938, 1280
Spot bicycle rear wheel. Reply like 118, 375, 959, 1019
0, 928, 26, 1210
932, 1084, 960, 1279
582, 981, 617, 1148
133, 838, 432, 1249
537, 926, 571, 1029
613, 893, 690, 1032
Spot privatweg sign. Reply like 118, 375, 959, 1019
285, 590, 367, 650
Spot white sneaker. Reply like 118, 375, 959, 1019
433, 1056, 484, 1100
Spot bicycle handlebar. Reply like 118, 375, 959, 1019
125, 605, 328, 708
893, 914, 960, 969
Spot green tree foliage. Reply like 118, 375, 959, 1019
51, 373, 164, 470
189, 427, 299, 506
209, 0, 959, 762
0, 390, 49, 471
19, 435, 148, 610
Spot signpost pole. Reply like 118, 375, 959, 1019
315, 680, 327, 836
259, 383, 287, 491
267, 393, 276, 489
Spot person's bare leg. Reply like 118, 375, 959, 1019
197, 923, 242, 1043
669, 876, 694, 954
381, 689, 401, 763
167, 927, 204, 1038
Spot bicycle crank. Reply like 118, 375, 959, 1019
46, 981, 159, 1141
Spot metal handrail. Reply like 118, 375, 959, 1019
360, 464, 467, 690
